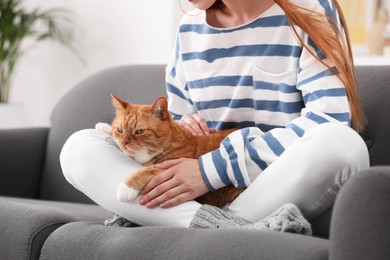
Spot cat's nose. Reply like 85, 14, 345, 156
122, 139, 129, 146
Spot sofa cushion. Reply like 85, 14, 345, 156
330, 167, 390, 260
41, 222, 329, 260
0, 197, 111, 260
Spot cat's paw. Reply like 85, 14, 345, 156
95, 122, 112, 134
117, 182, 139, 202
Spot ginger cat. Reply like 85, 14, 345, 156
97, 94, 244, 208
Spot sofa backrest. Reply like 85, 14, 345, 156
355, 66, 390, 166
38, 65, 390, 204
39, 65, 166, 203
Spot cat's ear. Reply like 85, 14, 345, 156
111, 94, 129, 111
151, 96, 169, 120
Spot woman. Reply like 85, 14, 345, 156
60, 0, 369, 233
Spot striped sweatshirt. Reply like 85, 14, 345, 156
165, 0, 350, 191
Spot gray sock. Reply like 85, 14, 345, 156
246, 203, 312, 235
190, 203, 312, 235
190, 204, 251, 229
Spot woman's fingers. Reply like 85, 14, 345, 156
140, 169, 174, 195
143, 186, 187, 208
160, 192, 193, 208
192, 114, 210, 135
139, 158, 209, 208
139, 176, 178, 205
175, 120, 196, 135
178, 114, 210, 136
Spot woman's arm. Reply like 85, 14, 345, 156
165, 32, 196, 120
200, 37, 351, 191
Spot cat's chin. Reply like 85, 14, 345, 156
121, 149, 135, 158
132, 148, 160, 165
121, 149, 152, 165
118, 146, 140, 160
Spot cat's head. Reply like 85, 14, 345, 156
110, 94, 173, 164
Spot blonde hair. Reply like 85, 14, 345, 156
209, 0, 366, 132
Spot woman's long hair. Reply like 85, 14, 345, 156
209, 0, 366, 132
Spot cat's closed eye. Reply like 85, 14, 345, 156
135, 129, 146, 135
117, 127, 124, 134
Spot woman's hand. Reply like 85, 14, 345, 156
176, 114, 211, 136
139, 158, 209, 208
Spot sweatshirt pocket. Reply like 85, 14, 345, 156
252, 66, 298, 91
252, 66, 303, 122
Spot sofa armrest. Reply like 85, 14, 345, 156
0, 127, 49, 198
329, 166, 390, 260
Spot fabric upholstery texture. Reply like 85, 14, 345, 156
355, 66, 390, 166
0, 197, 111, 260
330, 167, 390, 260
0, 128, 49, 198
41, 222, 329, 260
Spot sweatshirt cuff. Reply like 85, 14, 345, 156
199, 149, 231, 191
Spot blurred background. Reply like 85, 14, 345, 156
0, 0, 193, 128
0, 0, 389, 128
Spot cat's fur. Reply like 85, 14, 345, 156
97, 94, 244, 208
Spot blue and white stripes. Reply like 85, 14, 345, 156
165, 0, 351, 191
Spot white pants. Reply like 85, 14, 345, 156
60, 123, 369, 227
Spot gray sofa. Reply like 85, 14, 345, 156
0, 64, 389, 260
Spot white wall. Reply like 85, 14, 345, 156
6, 0, 189, 127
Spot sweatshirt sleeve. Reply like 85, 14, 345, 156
165, 33, 197, 120
199, 33, 351, 191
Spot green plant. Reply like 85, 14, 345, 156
0, 0, 76, 103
